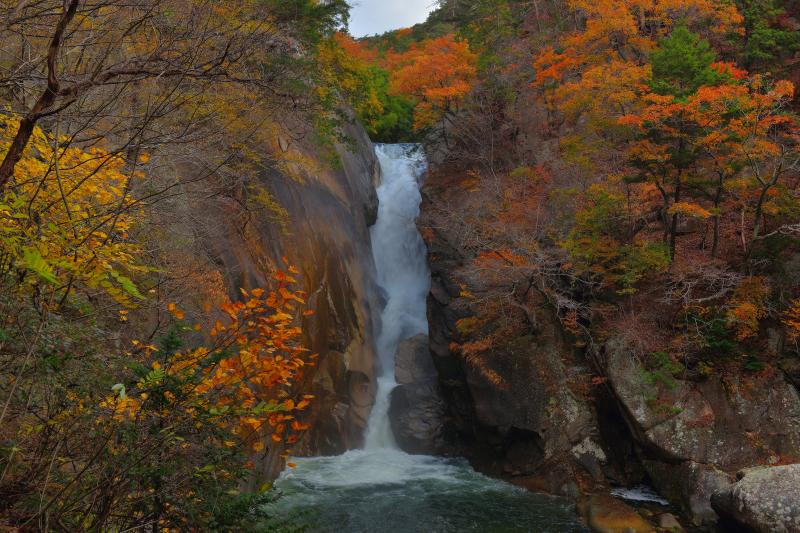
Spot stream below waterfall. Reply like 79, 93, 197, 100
267, 145, 589, 532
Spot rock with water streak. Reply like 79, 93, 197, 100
711, 464, 800, 533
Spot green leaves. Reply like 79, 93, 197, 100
651, 27, 725, 99
21, 247, 57, 284
109, 270, 144, 300
739, 0, 800, 69
140, 367, 166, 388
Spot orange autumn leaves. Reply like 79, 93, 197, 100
533, 0, 744, 126
388, 35, 478, 129
197, 279, 314, 451
337, 32, 478, 130
534, 0, 798, 255
724, 277, 770, 341
784, 299, 800, 341
619, 77, 796, 192
531, 0, 800, 349
102, 269, 314, 457
534, 0, 742, 88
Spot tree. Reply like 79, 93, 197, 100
0, 272, 314, 530
0, 118, 146, 307
563, 183, 671, 292
784, 297, 800, 343
319, 34, 417, 142
0, 0, 351, 194
650, 27, 727, 99
0, 1, 355, 529
533, 0, 743, 129
389, 34, 478, 130
618, 29, 727, 259
620, 71, 798, 260
738, 0, 800, 71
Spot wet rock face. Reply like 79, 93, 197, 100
425, 265, 606, 492
643, 460, 731, 527
388, 335, 450, 454
711, 465, 800, 533
417, 165, 800, 523
394, 334, 438, 385
203, 119, 382, 478
658, 513, 684, 532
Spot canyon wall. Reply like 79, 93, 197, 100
158, 120, 382, 481
411, 167, 800, 528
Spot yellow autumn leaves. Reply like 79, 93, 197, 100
0, 116, 147, 308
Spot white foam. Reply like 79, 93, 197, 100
610, 485, 670, 505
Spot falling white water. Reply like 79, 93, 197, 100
364, 143, 430, 449
269, 144, 589, 533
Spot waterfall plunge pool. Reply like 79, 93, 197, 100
269, 449, 588, 532
266, 145, 589, 533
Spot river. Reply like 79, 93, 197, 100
268, 144, 589, 533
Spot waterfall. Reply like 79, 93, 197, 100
269, 145, 587, 532
363, 143, 430, 450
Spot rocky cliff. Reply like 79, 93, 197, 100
416, 177, 605, 498
411, 165, 800, 529
160, 119, 382, 481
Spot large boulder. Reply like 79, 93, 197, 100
603, 339, 800, 524
388, 335, 450, 454
605, 339, 800, 467
389, 380, 448, 454
711, 464, 800, 533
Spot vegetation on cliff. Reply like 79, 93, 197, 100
355, 0, 800, 386
347, 4, 800, 517
0, 0, 357, 530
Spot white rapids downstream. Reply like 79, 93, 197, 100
267, 144, 588, 533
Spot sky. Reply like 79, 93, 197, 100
348, 0, 436, 38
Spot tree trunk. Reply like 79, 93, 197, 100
0, 0, 80, 192
669, 177, 682, 260
711, 174, 724, 258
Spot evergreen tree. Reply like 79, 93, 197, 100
650, 27, 725, 99
739, 0, 800, 70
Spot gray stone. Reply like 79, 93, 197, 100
389, 380, 448, 454
604, 337, 800, 524
605, 338, 800, 467
394, 334, 437, 385
711, 464, 800, 533
388, 334, 450, 454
